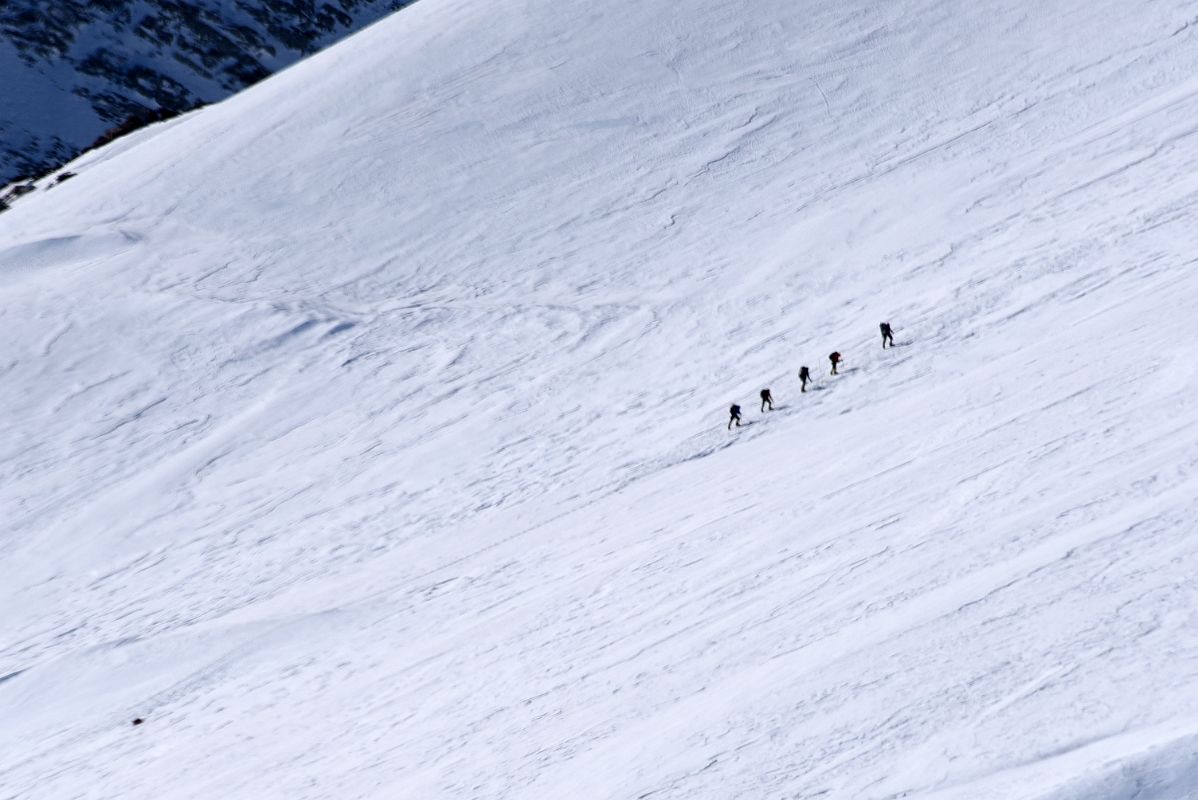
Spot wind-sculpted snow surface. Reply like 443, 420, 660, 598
3, 0, 1198, 797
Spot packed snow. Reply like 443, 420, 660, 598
3, 0, 1198, 797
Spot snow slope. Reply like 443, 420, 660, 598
3, 0, 1198, 797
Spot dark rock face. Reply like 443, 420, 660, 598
0, 0, 411, 184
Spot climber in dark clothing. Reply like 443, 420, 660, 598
728, 404, 742, 429
760, 388, 774, 412
829, 351, 842, 375
880, 322, 894, 349
799, 366, 811, 392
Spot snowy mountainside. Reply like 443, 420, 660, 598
0, 0, 409, 184
3, 0, 1198, 797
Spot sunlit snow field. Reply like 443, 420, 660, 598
3, 0, 1198, 797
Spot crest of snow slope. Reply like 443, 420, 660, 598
0, 0, 411, 184
3, 0, 1198, 797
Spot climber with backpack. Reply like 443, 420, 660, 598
728, 403, 743, 430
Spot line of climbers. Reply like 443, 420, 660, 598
728, 321, 895, 430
